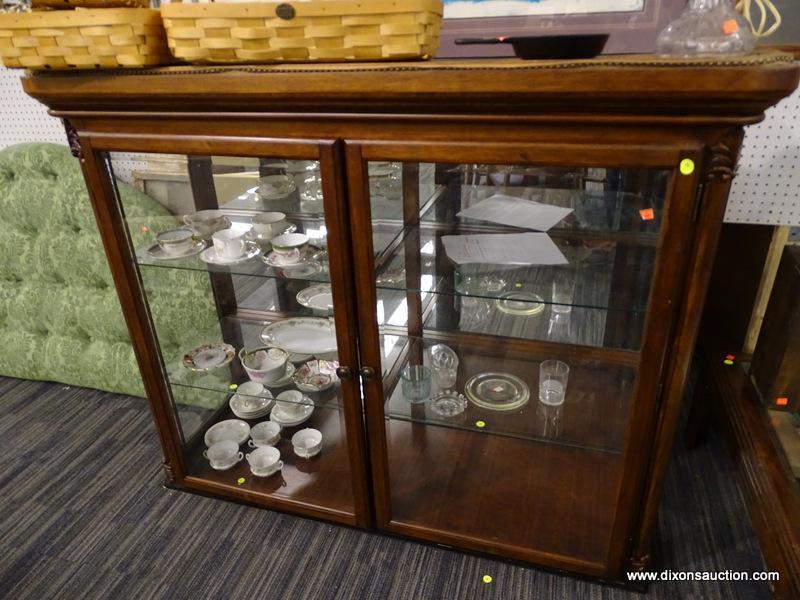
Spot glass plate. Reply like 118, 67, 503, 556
496, 292, 545, 316
464, 372, 530, 411
430, 390, 467, 417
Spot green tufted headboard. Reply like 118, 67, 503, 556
0, 142, 221, 404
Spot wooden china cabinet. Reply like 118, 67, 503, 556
21, 52, 798, 584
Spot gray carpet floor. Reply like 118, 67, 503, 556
0, 376, 768, 599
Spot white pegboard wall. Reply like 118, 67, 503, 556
1, 64, 798, 220
1, 65, 141, 184
0, 65, 66, 146
726, 86, 800, 226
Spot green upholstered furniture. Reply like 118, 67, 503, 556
0, 143, 221, 407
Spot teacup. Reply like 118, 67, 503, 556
270, 233, 308, 264
258, 174, 296, 198
239, 346, 289, 383
212, 228, 246, 260
184, 210, 231, 239
277, 390, 309, 418
156, 228, 194, 255
203, 440, 243, 470
292, 428, 322, 458
246, 446, 283, 477
252, 212, 289, 239
248, 421, 281, 447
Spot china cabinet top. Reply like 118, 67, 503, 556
21, 51, 799, 120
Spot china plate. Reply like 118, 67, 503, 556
204, 419, 250, 446
260, 317, 337, 355
278, 263, 324, 279
200, 241, 261, 265
263, 245, 323, 269
292, 359, 339, 392
464, 372, 530, 411
144, 240, 206, 261
496, 291, 545, 316
183, 342, 235, 371
230, 391, 274, 418
296, 284, 334, 314
270, 401, 315, 427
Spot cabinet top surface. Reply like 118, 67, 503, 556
22, 51, 799, 120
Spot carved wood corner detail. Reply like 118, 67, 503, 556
629, 553, 651, 572
62, 119, 83, 160
161, 460, 176, 483
706, 137, 738, 182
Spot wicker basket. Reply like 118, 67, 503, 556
0, 8, 171, 69
160, 0, 443, 64
31, 0, 150, 9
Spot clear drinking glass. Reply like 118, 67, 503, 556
539, 360, 569, 406
551, 269, 576, 315
401, 365, 432, 403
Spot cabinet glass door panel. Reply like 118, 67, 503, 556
103, 151, 361, 522
361, 159, 671, 565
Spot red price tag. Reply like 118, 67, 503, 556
777, 397, 789, 407
723, 19, 740, 35
639, 208, 655, 221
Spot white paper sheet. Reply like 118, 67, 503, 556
456, 194, 573, 232
442, 232, 568, 266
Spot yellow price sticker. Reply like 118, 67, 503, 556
476, 420, 486, 428
482, 575, 493, 584
679, 158, 695, 176
229, 383, 238, 390
515, 282, 522, 289
237, 477, 246, 485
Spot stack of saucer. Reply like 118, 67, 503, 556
230, 382, 274, 419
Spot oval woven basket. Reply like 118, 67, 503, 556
160, 0, 443, 64
0, 8, 171, 70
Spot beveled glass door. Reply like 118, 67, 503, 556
98, 141, 369, 526
345, 144, 700, 573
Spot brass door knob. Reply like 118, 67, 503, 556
335, 366, 352, 380
359, 366, 376, 381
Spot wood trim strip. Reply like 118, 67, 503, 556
703, 346, 800, 600
628, 133, 745, 569
79, 137, 187, 483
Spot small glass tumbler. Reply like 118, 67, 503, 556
551, 269, 576, 315
539, 360, 569, 406
401, 365, 432, 403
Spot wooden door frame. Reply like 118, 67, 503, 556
345, 136, 705, 578
73, 127, 371, 527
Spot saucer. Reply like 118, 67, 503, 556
263, 245, 322, 269
183, 342, 235, 372
144, 240, 205, 261
264, 362, 296, 387
200, 241, 261, 265
278, 263, 324, 279
270, 400, 314, 427
246, 223, 297, 245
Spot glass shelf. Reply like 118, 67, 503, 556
377, 333, 634, 453
162, 315, 343, 409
